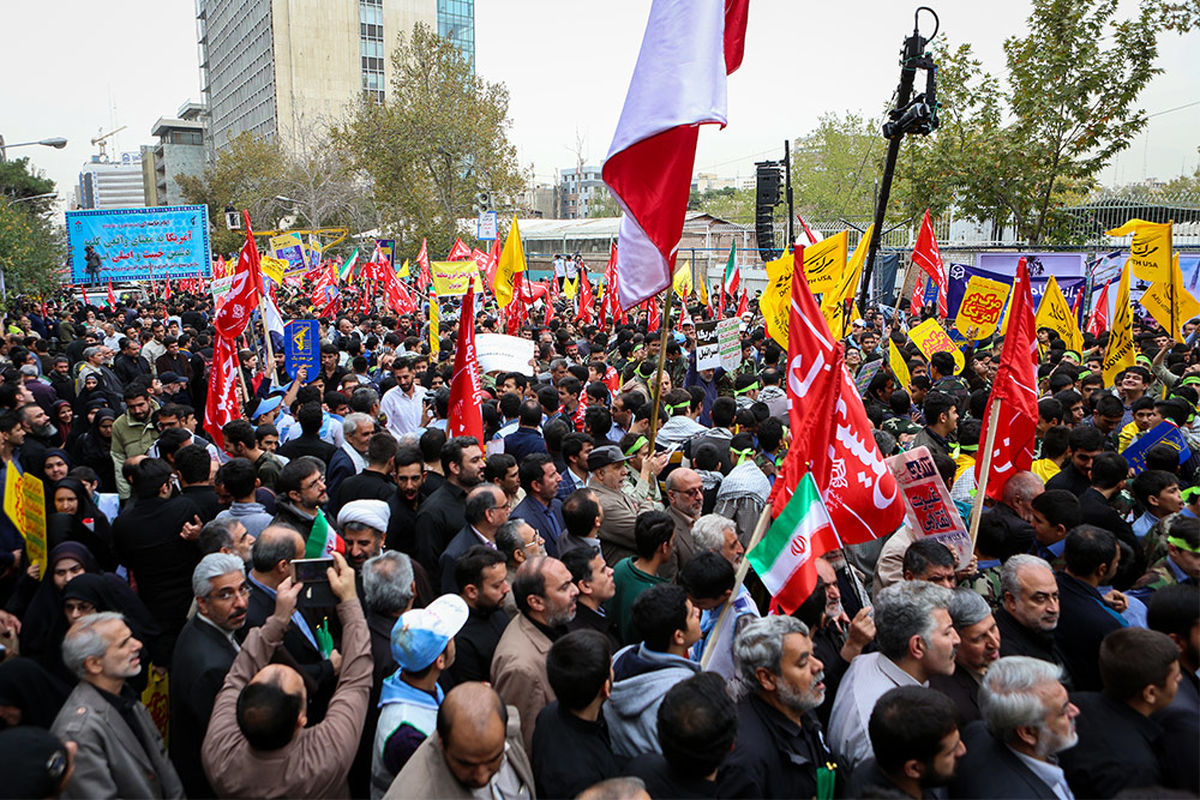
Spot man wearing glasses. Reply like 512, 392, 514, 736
663, 467, 704, 579
171, 553, 252, 798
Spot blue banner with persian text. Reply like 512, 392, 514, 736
66, 205, 211, 284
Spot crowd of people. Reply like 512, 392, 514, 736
0, 275, 1195, 800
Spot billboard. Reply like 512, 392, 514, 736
66, 205, 211, 284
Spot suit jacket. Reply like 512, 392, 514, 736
414, 482, 468, 576
662, 504, 698, 581
511, 494, 565, 557
1060, 692, 1165, 798
491, 613, 556, 754
592, 481, 654, 567
438, 526, 493, 594
384, 705, 534, 800
325, 448, 358, 511
556, 468, 581, 503
928, 663, 982, 725
948, 720, 1057, 799
170, 615, 239, 798
504, 427, 547, 464
1054, 572, 1126, 691
52, 681, 184, 799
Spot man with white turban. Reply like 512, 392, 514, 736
339, 499, 391, 571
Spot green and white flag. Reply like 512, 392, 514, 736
746, 472, 836, 614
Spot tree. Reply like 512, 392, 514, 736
791, 113, 894, 223
0, 158, 63, 297
587, 188, 620, 218
335, 22, 526, 259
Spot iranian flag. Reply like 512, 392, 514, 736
747, 473, 838, 614
304, 507, 344, 559
338, 248, 360, 283
722, 243, 740, 296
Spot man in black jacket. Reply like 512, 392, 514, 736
1046, 424, 1106, 495
414, 435, 484, 575
563, 545, 620, 650
847, 686, 964, 799
996, 555, 1071, 678
276, 402, 337, 465
929, 589, 1000, 725
531, 630, 621, 799
331, 432, 397, 521
437, 485, 509, 594
950, 656, 1079, 799
170, 553, 249, 798
442, 546, 510, 688
385, 446, 423, 555
271, 456, 328, 541
720, 615, 836, 798
113, 336, 152, 385
1055, 526, 1127, 691
1061, 627, 1181, 797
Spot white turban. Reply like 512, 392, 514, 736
337, 499, 390, 533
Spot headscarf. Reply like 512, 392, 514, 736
46, 479, 116, 573
69, 409, 117, 493
50, 400, 74, 448
17, 542, 100, 666
41, 450, 73, 505
72, 373, 108, 416
61, 573, 163, 664
0, 659, 70, 729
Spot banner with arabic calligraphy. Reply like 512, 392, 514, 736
946, 263, 1085, 328
66, 205, 211, 284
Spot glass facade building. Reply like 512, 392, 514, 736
437, 0, 475, 71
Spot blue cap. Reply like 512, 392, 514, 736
390, 594, 469, 672
252, 396, 282, 419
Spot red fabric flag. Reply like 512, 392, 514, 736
602, 0, 748, 309
448, 286, 484, 444
214, 212, 263, 339
106, 281, 117, 309
81, 287, 90, 306
1087, 281, 1110, 337
771, 248, 905, 547
912, 210, 948, 317
204, 333, 242, 451
976, 257, 1039, 501
736, 289, 748, 318
577, 271, 594, 325
647, 298, 661, 332
447, 238, 472, 261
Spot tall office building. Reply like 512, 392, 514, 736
198, 0, 474, 152
77, 154, 149, 210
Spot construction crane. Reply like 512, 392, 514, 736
90, 125, 126, 162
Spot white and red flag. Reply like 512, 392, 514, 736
1088, 280, 1111, 337
602, 0, 748, 310
912, 209, 948, 317
448, 285, 484, 445
976, 257, 1039, 501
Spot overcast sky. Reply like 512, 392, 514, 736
3, 0, 1196, 209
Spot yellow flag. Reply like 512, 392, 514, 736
821, 225, 873, 339
1106, 218, 1172, 283
1102, 261, 1135, 386
18, 472, 45, 568
260, 256, 287, 285
954, 276, 1010, 340
563, 276, 577, 299
760, 250, 795, 349
1139, 253, 1200, 343
494, 217, 526, 309
398, 259, 410, 278
803, 230, 848, 294
889, 339, 912, 389
694, 259, 709, 306
1034, 276, 1084, 351
429, 293, 440, 359
673, 259, 693, 300
3, 461, 24, 535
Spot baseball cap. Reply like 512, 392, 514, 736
587, 444, 630, 472
160, 371, 187, 384
390, 594, 469, 672
251, 396, 282, 420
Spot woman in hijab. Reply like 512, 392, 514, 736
11, 542, 100, 682
61, 573, 165, 690
0, 658, 70, 730
47, 478, 116, 571
52, 399, 76, 449
69, 407, 117, 493
71, 373, 108, 416
41, 450, 72, 506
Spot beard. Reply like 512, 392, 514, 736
1035, 724, 1078, 758
776, 672, 825, 714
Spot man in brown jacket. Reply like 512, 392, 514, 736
588, 445, 657, 566
201, 552, 373, 799
384, 683, 535, 800
490, 556, 579, 752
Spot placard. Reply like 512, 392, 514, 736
853, 358, 884, 397
475, 334, 536, 375
431, 260, 483, 296
909, 318, 965, 374
717, 318, 742, 372
284, 320, 320, 381
210, 275, 234, 303
477, 211, 498, 241
694, 321, 721, 371
1121, 420, 1192, 474
67, 205, 211, 283
954, 276, 1010, 339
887, 446, 972, 569
270, 233, 308, 274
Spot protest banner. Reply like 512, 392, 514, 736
270, 232, 308, 274
853, 358, 884, 397
284, 319, 320, 380
210, 275, 234, 303
694, 321, 720, 370
802, 230, 847, 295
717, 318, 741, 372
19, 472, 46, 568
954, 275, 1010, 339
376, 238, 395, 266
909, 318, 965, 373
67, 205, 211, 283
260, 256, 287, 285
1121, 420, 1192, 474
887, 446, 972, 569
431, 260, 483, 296
475, 334, 535, 374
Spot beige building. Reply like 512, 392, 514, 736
199, 0, 454, 152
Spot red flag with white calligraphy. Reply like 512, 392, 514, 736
912, 210, 948, 317
204, 333, 242, 451
448, 286, 484, 444
447, 238, 472, 262
214, 211, 263, 339
976, 257, 1039, 501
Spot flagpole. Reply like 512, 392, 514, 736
967, 398, 1002, 548
700, 502, 773, 670
645, 290, 675, 447
259, 293, 276, 379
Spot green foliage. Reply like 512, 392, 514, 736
0, 157, 56, 213
587, 188, 620, 218
0, 202, 64, 297
335, 22, 525, 259
792, 112, 892, 221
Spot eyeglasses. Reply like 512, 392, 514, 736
209, 583, 252, 602
301, 477, 326, 490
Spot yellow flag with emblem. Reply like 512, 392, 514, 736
494, 217, 526, 309
1106, 218, 1172, 283
398, 259, 410, 278
820, 225, 873, 339
1139, 253, 1200, 344
429, 292, 440, 359
802, 230, 848, 295
889, 339, 912, 390
673, 259, 693, 300
760, 249, 795, 349
1102, 261, 1135, 386
1033, 276, 1083, 352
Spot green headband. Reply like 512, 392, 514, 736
1063, 350, 1081, 362
667, 401, 691, 414
1078, 368, 1092, 380
730, 446, 755, 466
1137, 355, 1153, 367
1167, 535, 1200, 554
624, 436, 649, 457
1182, 486, 1200, 503
957, 444, 979, 454
1182, 376, 1200, 387
734, 381, 759, 396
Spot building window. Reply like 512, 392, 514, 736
437, 0, 475, 71
359, 0, 385, 103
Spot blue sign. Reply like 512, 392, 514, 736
66, 205, 210, 284
1121, 421, 1192, 475
284, 320, 320, 381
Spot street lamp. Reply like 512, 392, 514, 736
0, 135, 68, 162
7, 192, 58, 205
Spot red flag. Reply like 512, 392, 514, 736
602, 0, 748, 309
736, 289, 748, 318
976, 257, 1039, 501
81, 286, 90, 306
647, 298, 661, 332
447, 238, 472, 261
771, 249, 905, 547
1087, 281, 1110, 337
448, 286, 484, 444
577, 271, 594, 325
912, 210, 948, 317
204, 333, 242, 451
214, 212, 264, 339
599, 243, 619, 328
106, 281, 117, 310
416, 238, 431, 292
